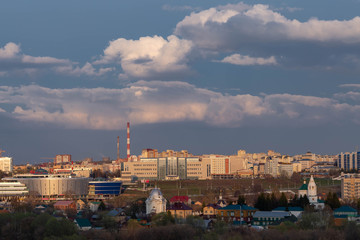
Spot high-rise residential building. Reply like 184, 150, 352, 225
0, 157, 12, 173
341, 173, 360, 199
55, 154, 71, 165
337, 152, 360, 171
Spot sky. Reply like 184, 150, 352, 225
1, 0, 360, 164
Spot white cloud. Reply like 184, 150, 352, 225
0, 81, 359, 129
339, 84, 360, 88
0, 42, 112, 77
0, 42, 21, 58
176, 3, 360, 45
55, 62, 113, 77
162, 4, 201, 12
219, 54, 277, 66
174, 3, 360, 68
96, 35, 193, 79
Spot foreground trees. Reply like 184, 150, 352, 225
0, 213, 80, 240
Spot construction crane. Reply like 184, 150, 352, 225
0, 149, 5, 157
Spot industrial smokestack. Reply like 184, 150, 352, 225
127, 122, 130, 159
117, 136, 120, 160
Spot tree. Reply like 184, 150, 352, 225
270, 192, 278, 210
279, 192, 288, 207
151, 212, 175, 226
299, 195, 310, 208
290, 194, 299, 207
325, 192, 341, 209
255, 193, 266, 211
45, 218, 78, 238
237, 195, 246, 205
299, 210, 333, 230
101, 215, 118, 232
332, 192, 341, 209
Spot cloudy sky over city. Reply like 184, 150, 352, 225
1, 0, 360, 163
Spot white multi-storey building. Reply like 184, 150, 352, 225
0, 157, 12, 173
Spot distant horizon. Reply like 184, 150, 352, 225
1, 0, 360, 165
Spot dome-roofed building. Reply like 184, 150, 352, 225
298, 175, 324, 209
146, 188, 167, 215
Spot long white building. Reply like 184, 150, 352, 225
5, 174, 89, 197
0, 181, 28, 197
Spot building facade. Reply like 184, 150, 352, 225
0, 157, 12, 173
122, 157, 211, 180
341, 173, 360, 199
5, 174, 89, 197
88, 181, 122, 198
146, 188, 167, 215
55, 154, 72, 165
337, 152, 360, 171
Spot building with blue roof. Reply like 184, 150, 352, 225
272, 207, 304, 218
252, 211, 297, 227
217, 204, 258, 223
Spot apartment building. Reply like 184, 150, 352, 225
337, 152, 360, 171
341, 173, 360, 200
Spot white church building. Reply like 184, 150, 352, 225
145, 188, 167, 215
298, 175, 325, 209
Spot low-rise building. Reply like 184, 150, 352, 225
272, 207, 304, 218
217, 205, 257, 223
74, 218, 92, 231
54, 200, 76, 211
252, 211, 295, 227
333, 205, 358, 226
0, 181, 28, 199
168, 202, 193, 218
203, 204, 220, 218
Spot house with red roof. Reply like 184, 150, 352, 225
170, 195, 191, 205
54, 201, 76, 211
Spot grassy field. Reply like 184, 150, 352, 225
122, 177, 341, 205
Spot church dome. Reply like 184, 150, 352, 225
149, 188, 163, 199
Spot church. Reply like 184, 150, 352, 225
298, 175, 325, 209
145, 188, 167, 215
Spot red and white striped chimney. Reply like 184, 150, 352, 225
117, 136, 120, 160
127, 122, 130, 159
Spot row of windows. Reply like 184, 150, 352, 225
134, 168, 157, 171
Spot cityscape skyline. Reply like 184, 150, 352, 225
1, 0, 360, 164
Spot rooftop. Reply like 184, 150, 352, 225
220, 205, 257, 211
334, 206, 357, 213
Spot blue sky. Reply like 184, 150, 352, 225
1, 0, 360, 164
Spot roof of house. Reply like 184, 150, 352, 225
299, 183, 308, 190
219, 205, 257, 211
75, 218, 92, 228
273, 207, 304, 212
170, 196, 189, 203
206, 204, 220, 209
253, 211, 291, 218
54, 201, 74, 206
334, 206, 357, 213
107, 208, 125, 217
217, 199, 227, 204
168, 202, 192, 211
